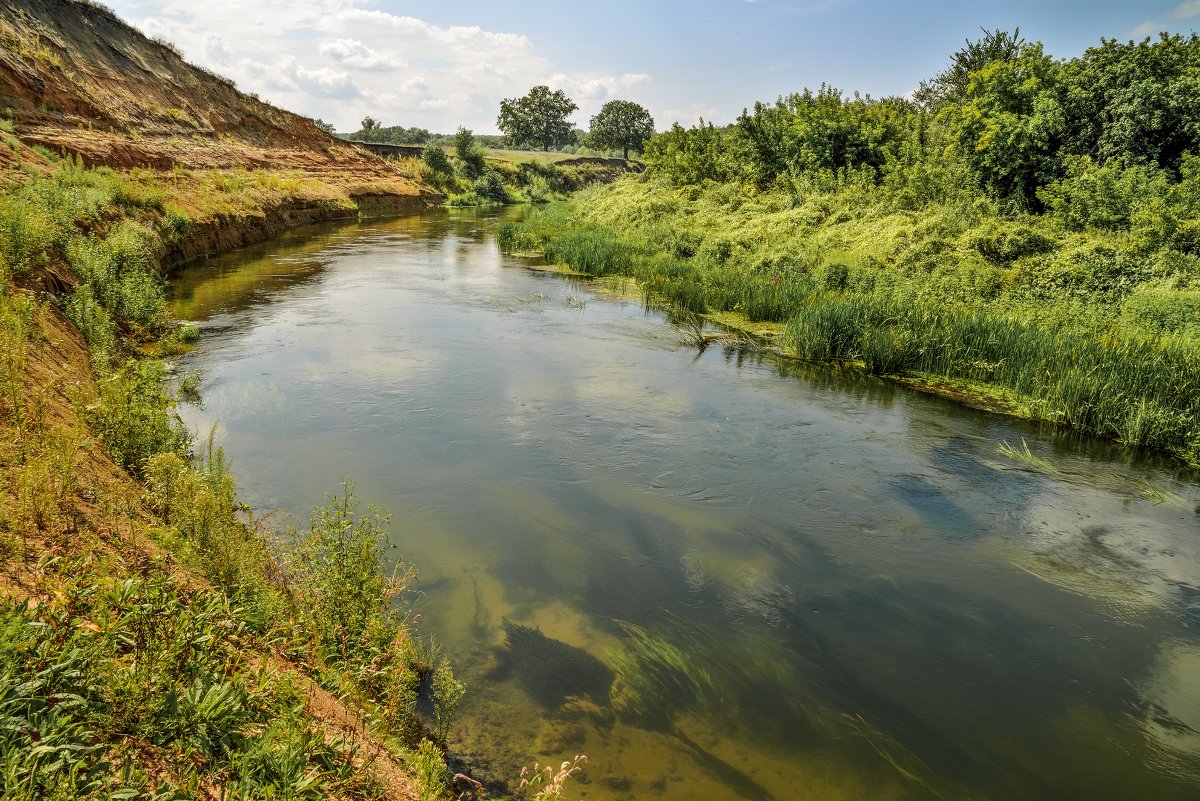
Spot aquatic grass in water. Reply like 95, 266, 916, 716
997, 438, 1067, 478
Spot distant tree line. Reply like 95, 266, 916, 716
640, 31, 1200, 212
338, 88, 657, 160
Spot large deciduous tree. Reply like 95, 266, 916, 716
943, 43, 1066, 209
497, 85, 578, 151
914, 28, 1026, 111
588, 100, 655, 159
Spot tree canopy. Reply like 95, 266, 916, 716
497, 85, 578, 151
640, 31, 1200, 212
588, 100, 655, 159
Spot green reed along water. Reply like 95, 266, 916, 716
168, 208, 1200, 801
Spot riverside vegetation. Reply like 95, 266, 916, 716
0, 146, 481, 798
407, 128, 638, 207
500, 31, 1200, 466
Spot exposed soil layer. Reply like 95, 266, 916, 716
0, 3, 440, 798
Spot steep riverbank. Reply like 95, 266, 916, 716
0, 159, 458, 801
0, 2, 461, 798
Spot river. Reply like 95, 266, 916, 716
168, 207, 1200, 801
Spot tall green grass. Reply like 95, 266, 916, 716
779, 296, 1199, 454
0, 576, 374, 800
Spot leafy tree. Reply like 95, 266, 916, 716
1059, 34, 1200, 175
915, 28, 1026, 110
497, 85, 578, 151
452, 127, 475, 160
588, 100, 655, 159
943, 43, 1066, 209
345, 124, 436, 145
312, 118, 336, 135
422, 142, 451, 175
642, 121, 732, 184
360, 116, 381, 133
734, 86, 913, 184
452, 127, 485, 178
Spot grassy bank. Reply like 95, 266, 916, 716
385, 129, 639, 208
0, 154, 469, 798
500, 169, 1200, 465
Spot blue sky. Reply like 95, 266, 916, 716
106, 1, 1200, 134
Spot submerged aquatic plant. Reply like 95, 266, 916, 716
996, 438, 1067, 478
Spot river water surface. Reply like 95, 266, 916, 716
168, 208, 1200, 801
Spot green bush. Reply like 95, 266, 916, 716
422, 142, 452, 175
472, 169, 509, 204
87, 359, 189, 477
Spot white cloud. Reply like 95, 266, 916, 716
659, 105, 724, 128
294, 65, 361, 99
1171, 1, 1200, 18
1129, 19, 1164, 39
113, 0, 650, 133
319, 38, 402, 71
549, 73, 652, 104
201, 33, 234, 66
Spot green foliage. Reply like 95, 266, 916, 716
737, 86, 913, 185
472, 169, 510, 204
1038, 156, 1175, 236
0, 578, 373, 800
915, 27, 1026, 109
588, 100, 655, 160
66, 221, 168, 334
346, 122, 437, 145
430, 659, 465, 746
62, 286, 117, 358
412, 739, 451, 801
642, 121, 731, 184
498, 85, 579, 151
285, 483, 404, 663
86, 359, 189, 477
422, 142, 452, 175
453, 127, 486, 179
1060, 33, 1200, 174
942, 43, 1066, 209
1121, 287, 1200, 337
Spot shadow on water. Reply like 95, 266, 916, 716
887, 474, 980, 537
502, 621, 613, 708
672, 729, 778, 801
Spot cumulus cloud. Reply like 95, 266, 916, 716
1129, 19, 1165, 39
1171, 1, 1200, 18
111, 0, 651, 133
549, 73, 652, 103
319, 38, 402, 71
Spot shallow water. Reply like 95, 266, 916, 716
169, 208, 1200, 801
